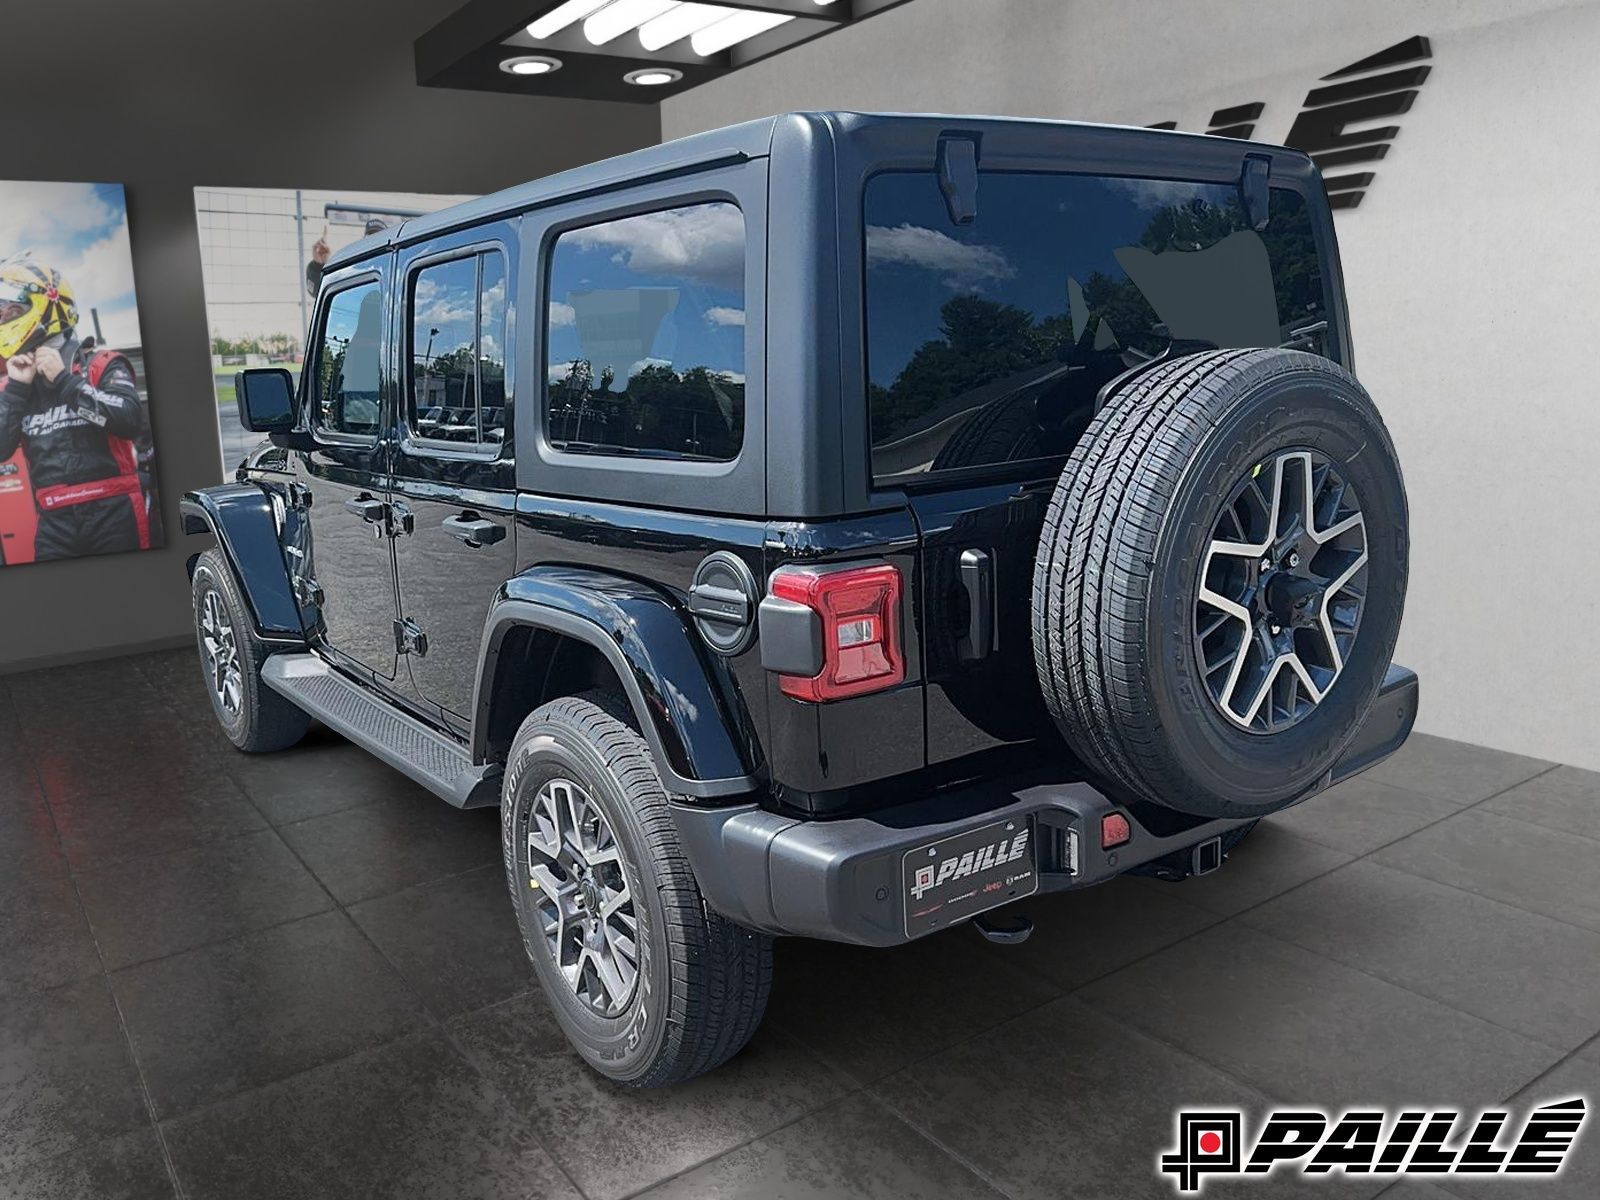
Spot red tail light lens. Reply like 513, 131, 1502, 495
770, 562, 904, 702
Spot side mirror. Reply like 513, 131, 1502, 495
234, 368, 297, 433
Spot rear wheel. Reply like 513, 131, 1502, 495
502, 693, 773, 1087
190, 549, 311, 753
1031, 349, 1408, 819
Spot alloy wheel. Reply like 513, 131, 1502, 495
525, 777, 639, 1017
199, 587, 243, 717
1194, 450, 1368, 732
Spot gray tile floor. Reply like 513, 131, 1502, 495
1, 649, 1595, 1199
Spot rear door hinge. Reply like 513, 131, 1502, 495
394, 617, 428, 657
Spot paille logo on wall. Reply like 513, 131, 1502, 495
1149, 36, 1433, 212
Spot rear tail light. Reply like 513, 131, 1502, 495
767, 562, 904, 702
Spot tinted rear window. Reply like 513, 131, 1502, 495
864, 171, 1327, 484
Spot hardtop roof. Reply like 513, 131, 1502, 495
324, 111, 1305, 270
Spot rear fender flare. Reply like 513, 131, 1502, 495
473, 566, 762, 799
180, 485, 304, 643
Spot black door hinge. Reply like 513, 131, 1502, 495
394, 618, 428, 656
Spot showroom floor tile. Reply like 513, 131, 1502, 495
1, 650, 1595, 1198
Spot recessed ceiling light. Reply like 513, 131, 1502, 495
526, 0, 608, 40
624, 67, 683, 86
500, 54, 562, 75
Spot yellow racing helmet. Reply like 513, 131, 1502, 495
0, 260, 79, 359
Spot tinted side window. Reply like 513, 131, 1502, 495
314, 281, 382, 438
409, 250, 509, 448
863, 172, 1326, 483
544, 202, 745, 462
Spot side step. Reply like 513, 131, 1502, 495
262, 654, 501, 809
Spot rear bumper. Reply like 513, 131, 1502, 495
674, 664, 1418, 946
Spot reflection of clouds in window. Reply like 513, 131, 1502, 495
482, 276, 506, 322
1104, 176, 1210, 210
415, 277, 475, 327
866, 223, 1015, 290
627, 355, 673, 379
567, 204, 744, 289
545, 202, 746, 462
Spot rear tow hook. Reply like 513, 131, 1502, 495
973, 912, 1033, 944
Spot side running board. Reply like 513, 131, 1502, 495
261, 654, 501, 809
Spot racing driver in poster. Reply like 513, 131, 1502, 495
0, 259, 152, 563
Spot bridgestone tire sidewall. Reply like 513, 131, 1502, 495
502, 721, 670, 1083
1149, 370, 1408, 815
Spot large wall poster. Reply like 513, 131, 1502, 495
194, 187, 474, 471
0, 181, 160, 567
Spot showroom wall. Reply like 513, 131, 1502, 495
0, 0, 656, 674
664, 0, 1600, 770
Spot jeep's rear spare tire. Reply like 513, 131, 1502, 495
1031, 349, 1408, 819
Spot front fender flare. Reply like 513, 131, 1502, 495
180, 485, 304, 642
474, 566, 762, 800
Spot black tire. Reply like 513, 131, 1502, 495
190, 548, 311, 753
501, 692, 773, 1087
1032, 349, 1408, 819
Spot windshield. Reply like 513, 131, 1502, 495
863, 171, 1328, 483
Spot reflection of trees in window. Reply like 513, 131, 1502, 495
870, 190, 1324, 461
870, 297, 1067, 444
549, 360, 743, 461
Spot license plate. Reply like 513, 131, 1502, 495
902, 816, 1039, 937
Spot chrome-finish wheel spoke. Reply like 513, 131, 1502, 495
524, 776, 639, 1018
1194, 449, 1367, 733
199, 589, 242, 717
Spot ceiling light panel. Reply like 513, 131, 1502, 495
585, 0, 680, 47
527, 0, 610, 39
639, 3, 735, 52
690, 9, 792, 56
417, 0, 919, 104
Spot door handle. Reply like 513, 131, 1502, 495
442, 514, 505, 547
344, 495, 386, 522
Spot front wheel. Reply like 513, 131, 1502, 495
501, 692, 773, 1087
190, 548, 311, 753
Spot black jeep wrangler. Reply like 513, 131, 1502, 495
183, 112, 1414, 1087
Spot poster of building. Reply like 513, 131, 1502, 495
194, 187, 474, 470
0, 181, 159, 567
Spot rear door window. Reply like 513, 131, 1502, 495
407, 249, 508, 450
863, 171, 1326, 484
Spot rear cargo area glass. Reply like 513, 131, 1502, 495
863, 171, 1326, 483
